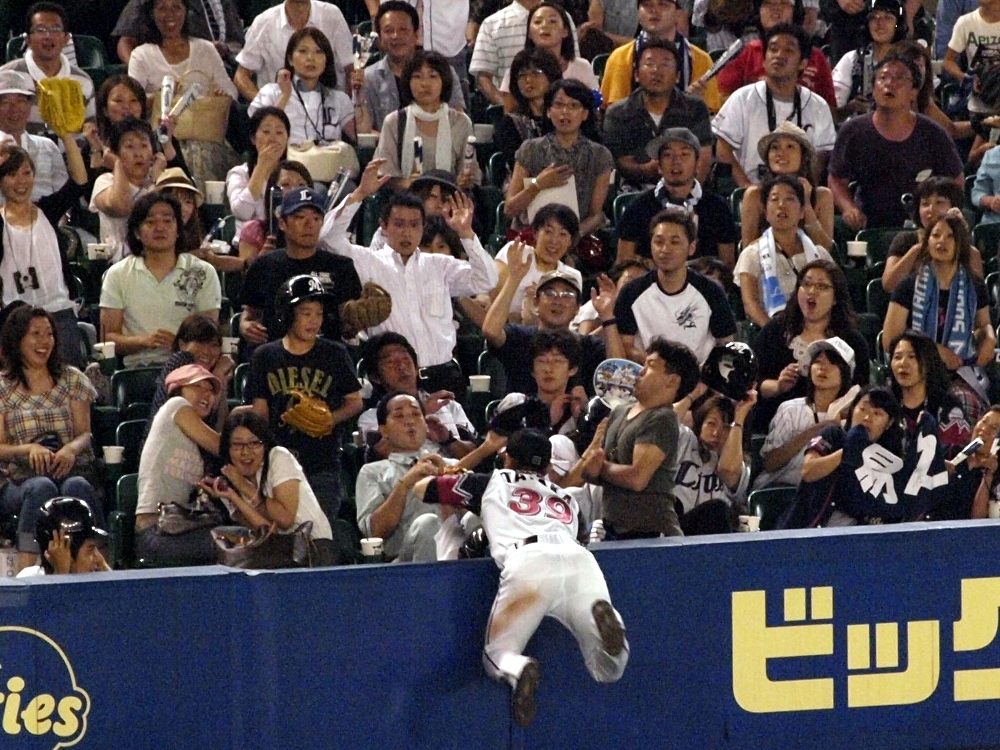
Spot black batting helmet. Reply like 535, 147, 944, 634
701, 342, 758, 401
274, 274, 333, 330
35, 497, 107, 574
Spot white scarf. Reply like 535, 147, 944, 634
401, 103, 452, 176
758, 227, 821, 317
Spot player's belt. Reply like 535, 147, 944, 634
513, 533, 573, 549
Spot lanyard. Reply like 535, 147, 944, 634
765, 85, 803, 132
294, 82, 328, 143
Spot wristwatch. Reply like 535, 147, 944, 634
529, 177, 539, 190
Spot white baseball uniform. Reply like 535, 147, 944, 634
427, 469, 629, 689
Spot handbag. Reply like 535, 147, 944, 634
150, 77, 231, 145
287, 140, 360, 181
211, 521, 316, 569
157, 489, 228, 535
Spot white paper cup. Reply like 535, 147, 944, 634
357, 133, 379, 149
86, 243, 109, 260
221, 337, 239, 355
209, 239, 230, 255
473, 123, 494, 143
738, 515, 761, 532
204, 181, 226, 205
102, 446, 125, 464
847, 240, 868, 258
469, 375, 491, 393
93, 341, 116, 360
990, 500, 1000, 519
360, 537, 383, 557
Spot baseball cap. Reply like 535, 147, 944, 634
807, 337, 856, 378
280, 186, 326, 218
165, 364, 221, 394
0, 70, 35, 99
537, 269, 582, 296
647, 127, 701, 161
155, 167, 204, 206
411, 169, 459, 195
506, 428, 552, 472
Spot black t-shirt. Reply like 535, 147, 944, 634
240, 248, 362, 341
890, 273, 990, 345
751, 316, 871, 432
244, 338, 361, 473
828, 114, 963, 228
490, 324, 606, 397
617, 188, 738, 261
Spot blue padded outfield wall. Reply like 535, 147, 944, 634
3, 521, 1000, 749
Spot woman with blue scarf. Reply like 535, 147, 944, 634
882, 210, 994, 425
734, 174, 834, 328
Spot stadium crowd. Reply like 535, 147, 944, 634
0, 0, 999, 578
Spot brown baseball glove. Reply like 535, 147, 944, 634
37, 78, 86, 137
340, 281, 392, 333
281, 390, 334, 438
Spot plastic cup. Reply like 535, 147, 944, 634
738, 515, 761, 532
360, 537, 383, 563
357, 133, 379, 149
990, 501, 1000, 519
204, 181, 226, 205
847, 240, 868, 258
469, 375, 491, 393
221, 337, 239, 355
102, 446, 125, 464
93, 341, 116, 360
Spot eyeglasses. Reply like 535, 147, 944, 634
800, 281, 834, 293
231, 440, 265, 453
539, 288, 578, 299
517, 68, 547, 80
549, 100, 584, 112
29, 25, 64, 35
639, 59, 677, 71
875, 70, 912, 85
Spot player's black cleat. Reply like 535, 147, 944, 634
512, 659, 541, 728
592, 600, 625, 657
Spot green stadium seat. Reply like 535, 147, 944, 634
487, 151, 507, 188
477, 348, 508, 399
612, 191, 641, 228
866, 278, 891, 320
855, 227, 904, 269
747, 485, 797, 531
974, 223, 1000, 270
234, 362, 249, 402
110, 367, 161, 413
591, 53, 610, 81
730, 186, 746, 224
114, 419, 148, 475
108, 472, 138, 569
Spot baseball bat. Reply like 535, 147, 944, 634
692, 38, 746, 87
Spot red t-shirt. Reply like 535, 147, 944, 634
716, 40, 837, 110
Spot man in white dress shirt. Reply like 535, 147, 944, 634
0, 70, 67, 201
234, 0, 353, 100
322, 159, 499, 395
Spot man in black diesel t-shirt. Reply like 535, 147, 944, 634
246, 275, 363, 521
239, 188, 362, 353
616, 128, 737, 267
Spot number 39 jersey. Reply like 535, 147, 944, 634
429, 469, 582, 567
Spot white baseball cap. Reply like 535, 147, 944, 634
0, 71, 36, 99
807, 336, 856, 378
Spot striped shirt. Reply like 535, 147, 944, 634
469, 0, 579, 86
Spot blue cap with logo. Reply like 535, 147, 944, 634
280, 186, 326, 218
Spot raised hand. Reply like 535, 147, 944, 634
277, 69, 293, 99
443, 190, 475, 239
424, 390, 455, 415
506, 239, 534, 283
590, 273, 617, 320
358, 158, 392, 197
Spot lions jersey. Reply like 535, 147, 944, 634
427, 470, 582, 567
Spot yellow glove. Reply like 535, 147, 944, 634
37, 78, 85, 137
